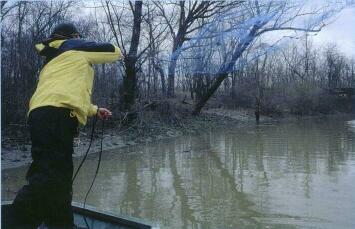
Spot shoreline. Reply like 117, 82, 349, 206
1, 108, 352, 170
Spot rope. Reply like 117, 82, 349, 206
72, 115, 98, 183
83, 119, 105, 229
71, 113, 105, 228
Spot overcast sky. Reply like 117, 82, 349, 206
312, 6, 355, 58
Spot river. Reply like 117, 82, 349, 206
2, 116, 355, 229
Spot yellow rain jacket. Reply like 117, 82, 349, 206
30, 39, 122, 125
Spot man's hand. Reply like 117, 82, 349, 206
97, 108, 112, 120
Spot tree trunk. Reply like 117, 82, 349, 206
154, 63, 166, 96
231, 71, 237, 99
193, 73, 228, 115
119, 1, 142, 111
167, 50, 179, 97
192, 24, 259, 115
121, 59, 137, 110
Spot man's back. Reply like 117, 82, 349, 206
30, 39, 121, 125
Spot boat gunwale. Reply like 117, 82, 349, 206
1, 201, 159, 229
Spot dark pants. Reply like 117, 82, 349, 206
7, 106, 78, 229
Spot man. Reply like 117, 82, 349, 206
7, 23, 122, 228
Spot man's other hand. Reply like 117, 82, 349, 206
98, 108, 112, 120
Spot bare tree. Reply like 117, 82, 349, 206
192, 0, 336, 114
325, 45, 345, 89
104, 1, 168, 110
154, 1, 242, 97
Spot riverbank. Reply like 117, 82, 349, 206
1, 106, 350, 170
1, 107, 262, 169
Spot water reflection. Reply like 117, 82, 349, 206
346, 120, 355, 133
2, 117, 355, 229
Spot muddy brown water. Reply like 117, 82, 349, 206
2, 116, 355, 229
